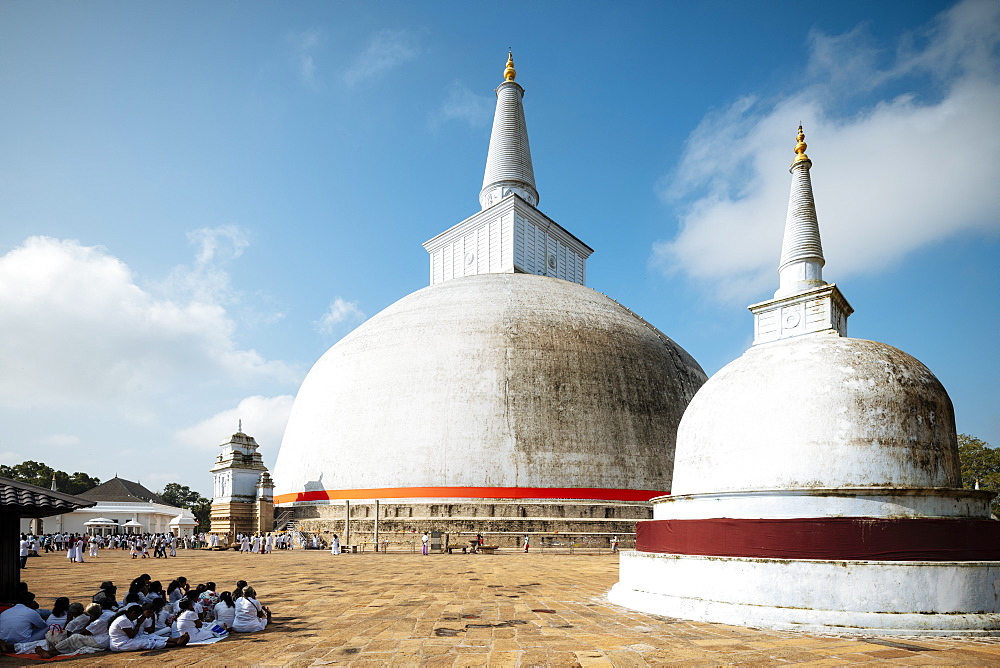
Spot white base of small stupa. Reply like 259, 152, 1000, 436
609, 551, 1000, 636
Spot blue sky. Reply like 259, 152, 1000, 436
1, 0, 997, 496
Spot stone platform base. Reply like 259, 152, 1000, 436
609, 551, 1000, 636
281, 500, 649, 548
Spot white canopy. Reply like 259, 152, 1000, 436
84, 517, 117, 525
122, 519, 143, 527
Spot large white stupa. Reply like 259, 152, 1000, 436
610, 127, 1000, 635
271, 55, 706, 543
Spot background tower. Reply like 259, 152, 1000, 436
209, 425, 273, 539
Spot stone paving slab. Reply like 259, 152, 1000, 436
3, 549, 999, 666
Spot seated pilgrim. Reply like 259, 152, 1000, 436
0, 591, 49, 653
172, 599, 215, 642
232, 586, 271, 633
0, 592, 47, 653
109, 605, 188, 652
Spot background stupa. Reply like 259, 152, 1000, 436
610, 127, 1000, 635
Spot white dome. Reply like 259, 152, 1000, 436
274, 273, 706, 502
671, 332, 960, 496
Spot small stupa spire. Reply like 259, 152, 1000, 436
51, 473, 57, 491
775, 124, 825, 298
748, 124, 852, 344
479, 52, 538, 210
238, 419, 243, 433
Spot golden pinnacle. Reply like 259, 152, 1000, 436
504, 52, 516, 82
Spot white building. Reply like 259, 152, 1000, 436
31, 476, 196, 536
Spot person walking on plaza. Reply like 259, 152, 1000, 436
422, 532, 429, 555
611, 535, 619, 553
523, 535, 530, 553
330, 534, 340, 555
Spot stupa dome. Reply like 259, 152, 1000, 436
671, 332, 960, 496
273, 273, 706, 503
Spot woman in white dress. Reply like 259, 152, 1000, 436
73, 536, 85, 562
232, 587, 270, 633
213, 592, 237, 629
173, 600, 215, 642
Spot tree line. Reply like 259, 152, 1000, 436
0, 461, 211, 530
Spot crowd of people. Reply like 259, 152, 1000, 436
0, 574, 272, 657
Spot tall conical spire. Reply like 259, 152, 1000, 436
479, 52, 538, 210
748, 125, 851, 344
775, 125, 825, 298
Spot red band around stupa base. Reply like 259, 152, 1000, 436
274, 486, 666, 505
635, 517, 1000, 561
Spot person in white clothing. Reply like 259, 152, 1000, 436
330, 534, 340, 555
32, 603, 108, 658
240, 535, 250, 553
422, 532, 429, 555
0, 593, 47, 650
231, 587, 270, 633
172, 600, 215, 642
213, 592, 237, 629
107, 605, 187, 652
73, 538, 85, 563
265, 534, 273, 554
88, 536, 99, 558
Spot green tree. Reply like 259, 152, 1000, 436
158, 482, 202, 508
957, 434, 1000, 511
158, 483, 212, 531
0, 461, 99, 495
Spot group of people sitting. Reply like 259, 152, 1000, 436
0, 574, 272, 657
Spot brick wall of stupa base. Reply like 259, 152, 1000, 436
284, 501, 648, 549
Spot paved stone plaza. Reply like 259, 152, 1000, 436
4, 548, 1000, 666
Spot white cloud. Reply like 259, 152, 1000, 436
40, 434, 81, 447
175, 394, 295, 452
344, 29, 418, 85
432, 82, 494, 128
289, 29, 323, 88
188, 225, 249, 265
316, 296, 365, 334
653, 0, 1000, 302
0, 235, 296, 412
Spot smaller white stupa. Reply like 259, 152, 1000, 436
610, 127, 1000, 635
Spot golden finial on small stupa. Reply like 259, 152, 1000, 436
793, 124, 810, 162
504, 52, 516, 82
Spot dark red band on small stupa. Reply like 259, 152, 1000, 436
636, 517, 1000, 561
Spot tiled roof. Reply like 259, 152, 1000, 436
77, 476, 166, 504
0, 477, 96, 518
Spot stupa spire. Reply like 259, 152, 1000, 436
775, 125, 825, 298
748, 125, 851, 344
479, 52, 538, 210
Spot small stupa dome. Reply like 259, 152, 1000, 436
273, 273, 706, 501
671, 331, 960, 496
